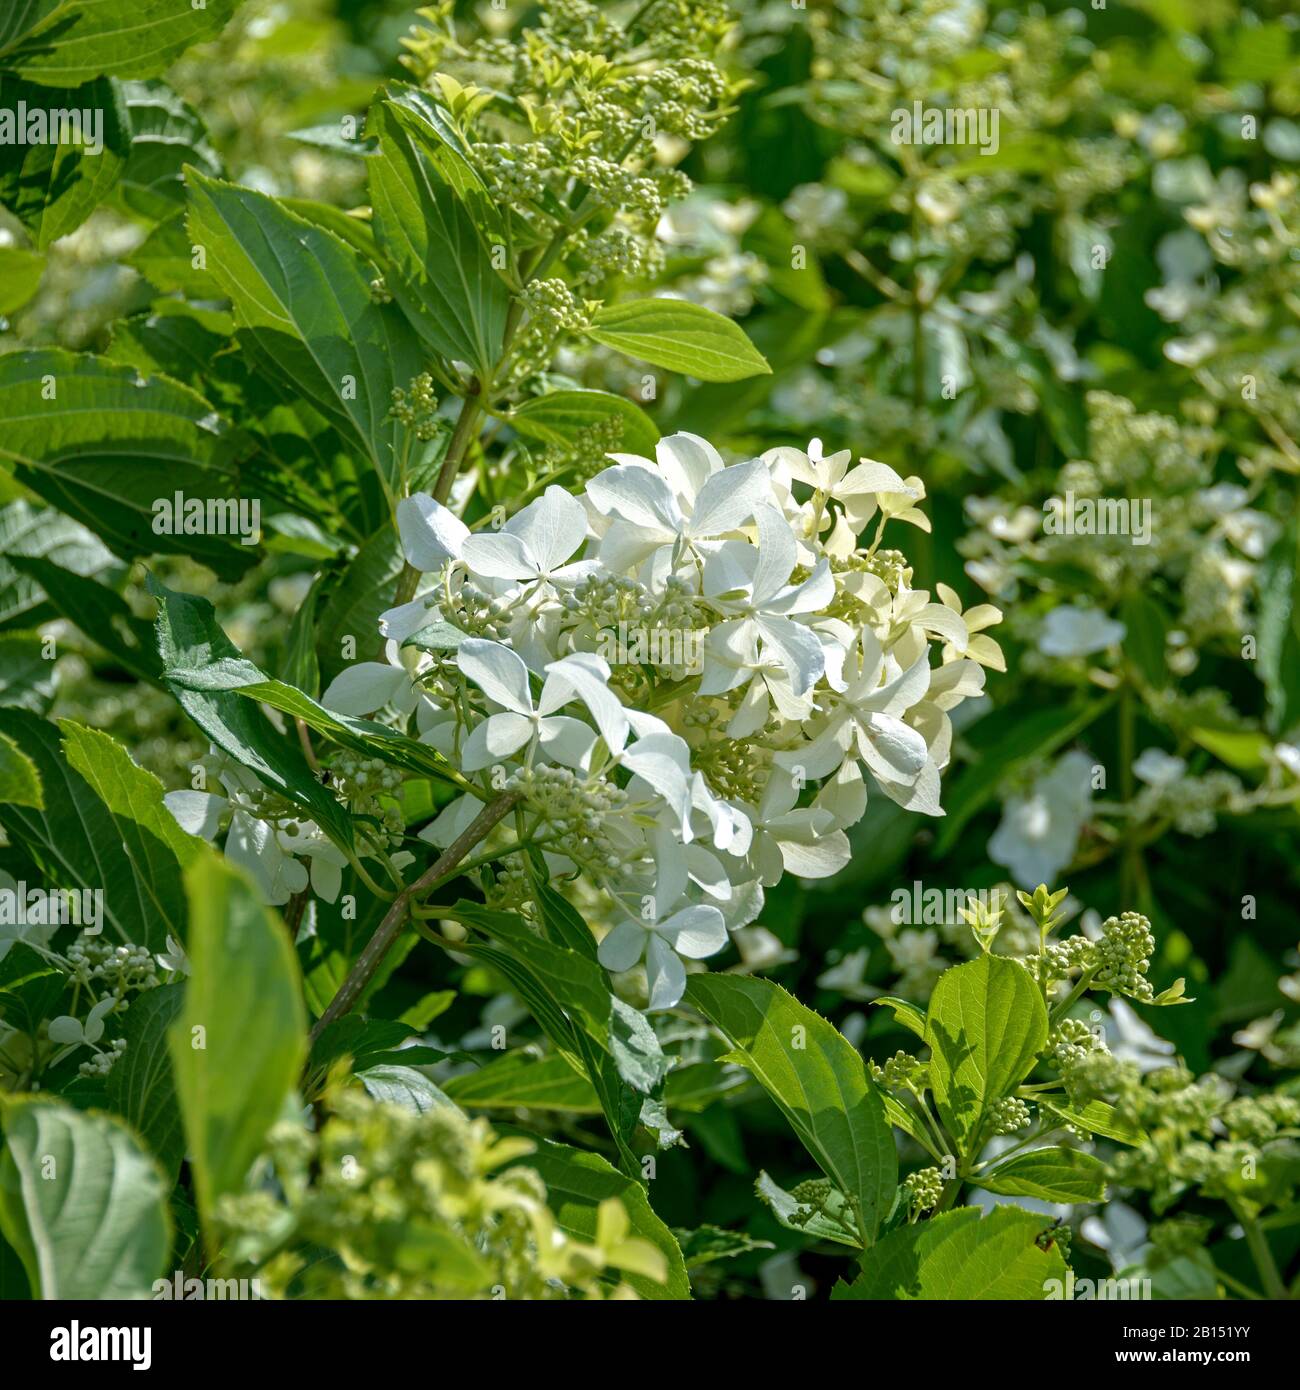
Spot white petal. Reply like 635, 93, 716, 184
537, 715, 598, 768
645, 933, 688, 1010
397, 493, 468, 569
858, 713, 930, 781
586, 463, 683, 531
687, 458, 770, 539
321, 662, 410, 716
506, 485, 588, 573
458, 638, 534, 713
461, 531, 538, 581
540, 651, 630, 754
164, 790, 226, 840
654, 904, 727, 959
459, 712, 534, 771
656, 431, 724, 498
598, 918, 647, 972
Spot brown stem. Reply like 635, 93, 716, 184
308, 791, 520, 1045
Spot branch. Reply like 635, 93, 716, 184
308, 791, 520, 1045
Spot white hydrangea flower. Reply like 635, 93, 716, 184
332, 432, 991, 1004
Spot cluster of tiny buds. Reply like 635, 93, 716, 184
990, 1096, 1032, 1135
502, 765, 627, 872
328, 753, 405, 841
391, 374, 441, 441
368, 276, 393, 304
79, 1036, 126, 1079
66, 936, 159, 993
871, 1049, 926, 1093
518, 278, 593, 336
903, 1166, 944, 1213
1047, 1016, 1106, 1071
1094, 911, 1156, 1002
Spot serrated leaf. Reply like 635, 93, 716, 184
832, 1206, 1065, 1300
0, 1097, 170, 1299
586, 299, 771, 383
368, 98, 509, 375
115, 79, 220, 221
2, 0, 241, 86
755, 1169, 862, 1248
977, 1146, 1108, 1203
869, 995, 927, 1039
358, 1064, 456, 1114
185, 169, 426, 495
687, 973, 897, 1244
169, 855, 306, 1230
0, 731, 42, 808
925, 954, 1048, 1156
1038, 1097, 1147, 1147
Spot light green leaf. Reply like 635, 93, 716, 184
0, 247, 44, 315
925, 954, 1048, 1155
0, 1097, 170, 1299
0, 632, 55, 713
506, 388, 659, 459
444, 1051, 601, 1113
1038, 1097, 1147, 1147
869, 995, 927, 1039
368, 98, 509, 374
977, 1146, 1109, 1203
755, 1170, 863, 1248
358, 1064, 456, 1114
185, 169, 427, 493
586, 298, 771, 383
2, 0, 241, 86
687, 973, 897, 1244
510, 1134, 690, 1300
0, 499, 116, 631
169, 855, 306, 1230
832, 1206, 1065, 1300
0, 731, 42, 808
0, 348, 255, 579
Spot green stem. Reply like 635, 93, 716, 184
1238, 1209, 1288, 1300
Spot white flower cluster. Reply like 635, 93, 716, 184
322, 434, 995, 1009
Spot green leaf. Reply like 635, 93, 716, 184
317, 526, 404, 686
357, 1064, 456, 1114
0, 247, 44, 315
0, 708, 180, 949
149, 576, 355, 852
0, 348, 255, 580
169, 854, 307, 1229
2, 0, 241, 86
7, 556, 160, 681
586, 299, 771, 383
687, 973, 897, 1244
0, 730, 42, 807
1121, 591, 1169, 689
368, 98, 509, 375
509, 1134, 690, 1300
925, 954, 1048, 1155
106, 984, 186, 1182
1259, 522, 1300, 737
674, 1223, 774, 1269
0, 632, 55, 713
115, 80, 220, 221
977, 1146, 1109, 1203
755, 1170, 863, 1248
0, 1097, 170, 1299
1038, 1097, 1147, 1147
868, 995, 927, 1039
0, 76, 130, 247
0, 499, 116, 631
444, 1051, 601, 1113
506, 388, 659, 459
185, 169, 427, 494
832, 1206, 1065, 1300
